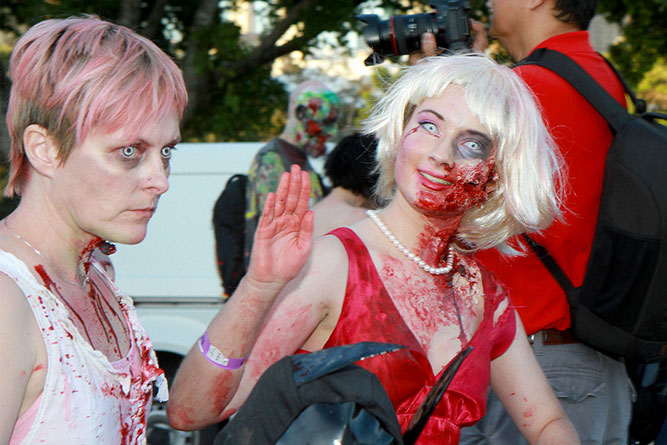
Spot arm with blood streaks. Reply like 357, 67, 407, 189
0, 274, 43, 443
167, 165, 335, 430
490, 314, 580, 444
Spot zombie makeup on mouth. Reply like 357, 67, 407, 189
417, 159, 496, 215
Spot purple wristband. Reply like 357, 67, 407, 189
198, 331, 247, 370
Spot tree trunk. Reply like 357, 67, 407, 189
181, 0, 221, 126
0, 56, 12, 160
118, 0, 142, 28
230, 0, 317, 73
143, 0, 169, 38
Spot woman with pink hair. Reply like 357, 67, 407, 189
0, 16, 187, 444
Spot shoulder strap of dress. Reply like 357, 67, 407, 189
327, 227, 368, 258
0, 249, 70, 335
0, 249, 52, 298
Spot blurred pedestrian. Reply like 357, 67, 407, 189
311, 133, 379, 237
244, 80, 340, 265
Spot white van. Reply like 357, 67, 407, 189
112, 142, 260, 444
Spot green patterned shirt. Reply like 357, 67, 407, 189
244, 138, 324, 265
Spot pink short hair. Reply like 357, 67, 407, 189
5, 15, 188, 196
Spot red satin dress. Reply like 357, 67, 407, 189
324, 228, 516, 444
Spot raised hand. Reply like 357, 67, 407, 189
245, 164, 314, 291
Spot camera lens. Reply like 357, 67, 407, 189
357, 1, 471, 65
358, 13, 436, 58
391, 14, 438, 55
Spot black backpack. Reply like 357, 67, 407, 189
519, 48, 667, 363
212, 173, 248, 296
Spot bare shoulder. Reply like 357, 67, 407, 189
280, 232, 349, 308
0, 272, 36, 327
228, 233, 351, 409
255, 232, 351, 348
0, 272, 42, 353
312, 231, 350, 264
0, 272, 44, 434
0, 271, 43, 361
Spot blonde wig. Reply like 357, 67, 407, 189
363, 53, 564, 252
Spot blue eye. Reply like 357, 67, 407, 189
457, 136, 493, 161
161, 146, 173, 158
419, 121, 438, 133
462, 140, 482, 152
121, 146, 137, 158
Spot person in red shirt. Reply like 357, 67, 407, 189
414, 0, 635, 443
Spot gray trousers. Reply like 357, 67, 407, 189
459, 332, 635, 445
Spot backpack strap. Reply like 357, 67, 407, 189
521, 234, 577, 299
601, 57, 647, 114
516, 48, 634, 300
519, 47, 631, 133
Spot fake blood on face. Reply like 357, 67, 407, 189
306, 120, 322, 137
416, 159, 495, 216
307, 97, 322, 114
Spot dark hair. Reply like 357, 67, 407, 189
553, 0, 598, 30
324, 133, 379, 199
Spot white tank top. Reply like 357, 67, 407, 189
2, 249, 167, 445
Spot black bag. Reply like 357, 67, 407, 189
519, 48, 667, 363
212, 173, 248, 296
214, 342, 473, 445
214, 343, 405, 445
624, 359, 667, 444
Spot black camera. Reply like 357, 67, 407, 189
357, 0, 472, 66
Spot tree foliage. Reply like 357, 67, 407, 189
0, 0, 409, 145
0, 0, 664, 148
597, 0, 667, 88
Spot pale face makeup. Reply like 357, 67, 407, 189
50, 111, 181, 245
394, 86, 496, 219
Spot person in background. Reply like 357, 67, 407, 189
167, 54, 579, 444
244, 80, 340, 265
311, 133, 379, 237
0, 16, 187, 444
412, 1, 633, 443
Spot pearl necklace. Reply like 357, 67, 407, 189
366, 210, 456, 275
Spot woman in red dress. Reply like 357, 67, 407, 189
169, 54, 579, 444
